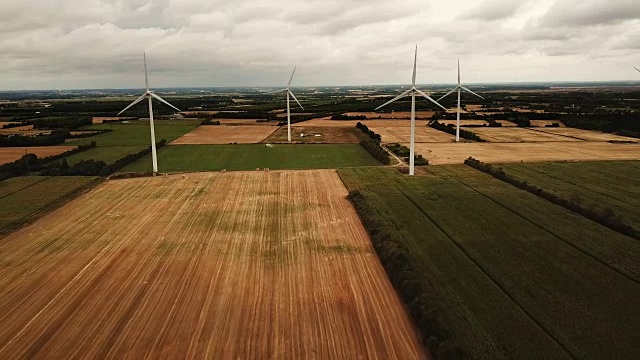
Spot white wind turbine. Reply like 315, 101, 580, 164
635, 67, 640, 73
269, 67, 304, 142
438, 60, 483, 143
117, 53, 181, 174
375, 46, 447, 176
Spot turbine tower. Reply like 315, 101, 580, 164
269, 67, 304, 142
438, 60, 483, 143
375, 46, 447, 176
117, 53, 181, 174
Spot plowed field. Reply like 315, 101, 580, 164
170, 125, 278, 144
0, 170, 424, 359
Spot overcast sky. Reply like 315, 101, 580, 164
0, 0, 638, 90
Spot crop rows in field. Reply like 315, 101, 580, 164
0, 176, 101, 234
0, 170, 424, 359
338, 166, 640, 358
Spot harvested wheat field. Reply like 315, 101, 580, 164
438, 120, 489, 126
495, 120, 518, 127
0, 146, 75, 165
294, 118, 428, 128
264, 126, 360, 143
0, 125, 50, 136
170, 125, 278, 145
412, 142, 640, 165
532, 128, 638, 142
470, 127, 582, 142
215, 118, 270, 125
0, 170, 425, 359
529, 120, 565, 127
370, 127, 454, 143
345, 111, 435, 119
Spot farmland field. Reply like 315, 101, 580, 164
338, 166, 640, 358
370, 126, 454, 143
532, 127, 638, 142
294, 118, 429, 128
412, 142, 640, 165
437, 120, 489, 126
119, 144, 381, 173
170, 125, 278, 145
264, 126, 360, 143
0, 170, 424, 359
499, 161, 640, 228
0, 146, 75, 165
344, 111, 436, 119
469, 127, 581, 142
0, 176, 100, 234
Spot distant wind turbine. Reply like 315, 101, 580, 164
117, 53, 181, 174
438, 60, 483, 143
375, 46, 447, 176
268, 67, 304, 142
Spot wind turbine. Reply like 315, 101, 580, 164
269, 67, 304, 142
117, 53, 181, 174
375, 46, 447, 176
438, 60, 483, 143
635, 67, 640, 73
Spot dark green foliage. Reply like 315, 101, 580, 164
355, 122, 382, 142
464, 157, 640, 239
200, 119, 221, 125
0, 130, 70, 147
387, 143, 429, 165
354, 124, 390, 164
561, 111, 640, 138
331, 113, 367, 120
1, 122, 27, 129
429, 121, 486, 142
31, 116, 92, 129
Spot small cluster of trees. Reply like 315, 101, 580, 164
331, 113, 367, 120
0, 141, 97, 180
386, 143, 428, 165
348, 189, 463, 359
561, 111, 640, 138
355, 123, 390, 165
429, 121, 486, 142
200, 119, 221, 125
31, 116, 92, 129
1, 122, 26, 129
464, 157, 639, 239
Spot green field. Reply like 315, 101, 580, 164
0, 176, 101, 234
499, 161, 640, 228
62, 119, 199, 164
338, 165, 640, 359
119, 144, 382, 172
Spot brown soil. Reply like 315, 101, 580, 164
531, 128, 638, 142
370, 127, 454, 143
0, 125, 50, 136
264, 127, 360, 144
412, 142, 640, 165
0, 146, 75, 165
0, 170, 425, 359
170, 125, 278, 145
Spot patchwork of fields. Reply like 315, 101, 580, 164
264, 126, 361, 143
370, 126, 454, 143
0, 146, 76, 165
119, 144, 381, 173
338, 166, 640, 358
171, 125, 278, 144
0, 170, 424, 359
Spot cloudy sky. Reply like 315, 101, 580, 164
0, 0, 638, 90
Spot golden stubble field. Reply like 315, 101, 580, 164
412, 142, 640, 165
0, 146, 75, 165
470, 127, 582, 142
0, 170, 425, 359
370, 127, 454, 143
170, 125, 278, 144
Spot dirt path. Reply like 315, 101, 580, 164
0, 170, 425, 359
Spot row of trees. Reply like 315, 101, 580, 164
0, 130, 70, 147
386, 143, 428, 165
355, 123, 390, 164
348, 189, 463, 359
464, 157, 639, 239
0, 142, 97, 180
429, 121, 486, 142
331, 113, 367, 120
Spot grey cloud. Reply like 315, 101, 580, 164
458, 0, 529, 21
540, 0, 640, 27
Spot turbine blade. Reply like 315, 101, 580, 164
437, 87, 459, 101
144, 52, 149, 91
288, 66, 296, 87
288, 90, 304, 110
415, 89, 447, 111
460, 85, 484, 99
117, 93, 148, 115
412, 45, 417, 86
635, 67, 640, 73
374, 89, 412, 110
150, 93, 181, 112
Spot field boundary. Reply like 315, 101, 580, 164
397, 188, 574, 358
0, 177, 51, 201
465, 158, 640, 240
0, 177, 103, 235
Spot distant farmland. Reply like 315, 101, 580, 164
119, 144, 381, 173
338, 166, 640, 358
0, 170, 424, 358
